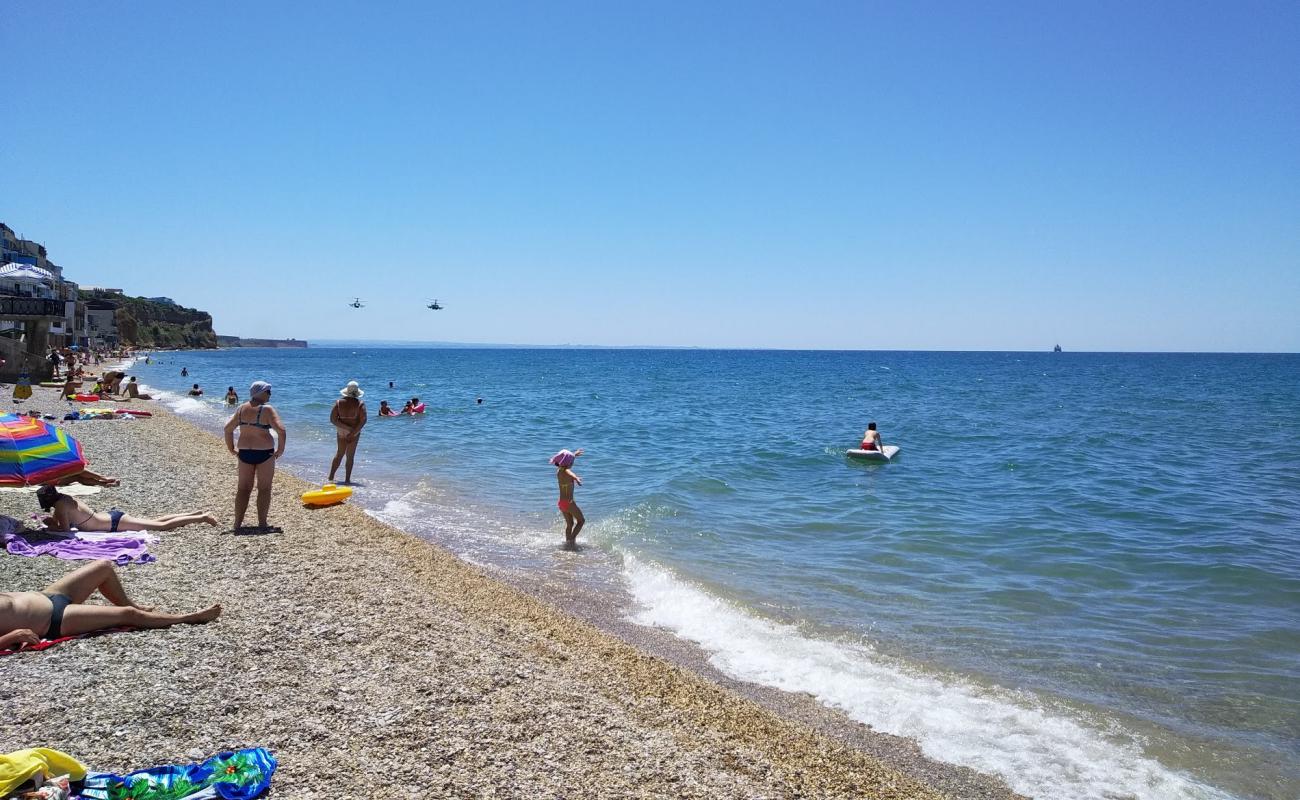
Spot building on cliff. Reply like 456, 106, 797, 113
2, 222, 225, 377
0, 223, 85, 379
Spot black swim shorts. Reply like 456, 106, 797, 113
43, 592, 72, 639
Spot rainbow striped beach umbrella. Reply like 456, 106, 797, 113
0, 413, 87, 486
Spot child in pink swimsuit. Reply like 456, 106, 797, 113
551, 448, 585, 546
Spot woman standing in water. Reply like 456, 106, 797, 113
329, 381, 367, 484
223, 381, 286, 531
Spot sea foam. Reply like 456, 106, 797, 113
621, 555, 1234, 800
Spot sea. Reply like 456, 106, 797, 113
120, 348, 1299, 800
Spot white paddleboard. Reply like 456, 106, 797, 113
846, 445, 900, 462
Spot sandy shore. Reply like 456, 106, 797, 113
0, 385, 1021, 799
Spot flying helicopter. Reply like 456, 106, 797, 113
348, 298, 365, 309
426, 299, 443, 311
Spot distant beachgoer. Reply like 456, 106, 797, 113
378, 400, 397, 416
181, 367, 188, 377
223, 381, 286, 531
100, 371, 126, 395
859, 422, 883, 452
123, 377, 153, 400
60, 375, 82, 398
329, 381, 367, 484
188, 384, 203, 397
388, 381, 394, 389
410, 396, 425, 414
476, 397, 483, 405
399, 400, 414, 415
550, 449, 585, 545
224, 387, 238, 405
0, 559, 221, 650
37, 485, 217, 533
48, 350, 61, 379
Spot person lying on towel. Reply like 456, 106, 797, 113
37, 485, 217, 533
0, 559, 221, 650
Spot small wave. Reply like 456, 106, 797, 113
166, 396, 208, 415
620, 556, 1234, 800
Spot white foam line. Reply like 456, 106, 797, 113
620, 555, 1234, 800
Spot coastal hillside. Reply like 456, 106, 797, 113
215, 335, 308, 348
81, 290, 217, 349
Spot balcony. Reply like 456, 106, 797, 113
0, 296, 67, 319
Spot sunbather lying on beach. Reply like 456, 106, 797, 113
36, 485, 217, 532
0, 559, 221, 650
55, 468, 120, 487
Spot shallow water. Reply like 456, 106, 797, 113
127, 348, 1300, 799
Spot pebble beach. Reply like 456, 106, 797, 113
1, 383, 1021, 799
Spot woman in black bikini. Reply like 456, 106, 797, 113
223, 380, 287, 531
0, 560, 221, 651
37, 485, 217, 532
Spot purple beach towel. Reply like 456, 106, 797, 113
1, 517, 158, 564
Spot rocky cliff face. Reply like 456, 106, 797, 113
83, 292, 218, 348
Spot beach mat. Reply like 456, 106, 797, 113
80, 747, 276, 800
3, 528, 158, 565
0, 484, 101, 496
0, 627, 134, 657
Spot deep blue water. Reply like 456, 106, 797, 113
129, 349, 1300, 800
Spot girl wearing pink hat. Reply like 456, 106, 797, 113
550, 448, 585, 545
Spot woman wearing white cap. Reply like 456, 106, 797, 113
329, 380, 367, 484
223, 380, 287, 531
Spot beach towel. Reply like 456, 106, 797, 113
0, 748, 86, 796
0, 484, 101, 496
0, 627, 134, 657
1, 517, 158, 565
80, 748, 276, 800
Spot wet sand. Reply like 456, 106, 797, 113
0, 385, 1021, 799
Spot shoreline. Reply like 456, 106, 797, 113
1, 384, 1021, 798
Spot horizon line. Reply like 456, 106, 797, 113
260, 338, 1299, 355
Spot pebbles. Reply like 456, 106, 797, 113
0, 387, 1006, 798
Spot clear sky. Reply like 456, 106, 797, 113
3, 1, 1297, 351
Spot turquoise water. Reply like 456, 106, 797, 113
128, 349, 1299, 799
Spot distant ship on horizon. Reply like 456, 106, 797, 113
1053, 343, 1062, 352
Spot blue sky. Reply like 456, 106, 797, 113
3, 1, 1297, 350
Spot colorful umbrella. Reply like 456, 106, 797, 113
0, 413, 87, 486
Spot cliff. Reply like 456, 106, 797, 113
81, 291, 218, 349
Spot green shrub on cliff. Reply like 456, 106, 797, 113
81, 290, 218, 348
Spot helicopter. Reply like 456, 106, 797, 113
426, 299, 443, 311
348, 298, 365, 309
